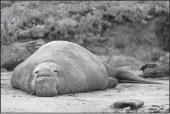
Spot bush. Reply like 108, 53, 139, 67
1, 1, 169, 59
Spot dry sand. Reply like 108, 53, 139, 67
1, 72, 169, 113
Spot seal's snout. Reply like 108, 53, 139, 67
35, 77, 59, 97
32, 62, 60, 97
33, 68, 59, 97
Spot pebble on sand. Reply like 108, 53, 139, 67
113, 99, 144, 110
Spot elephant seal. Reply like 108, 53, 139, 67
11, 41, 161, 97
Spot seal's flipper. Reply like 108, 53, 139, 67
103, 62, 162, 84
107, 77, 118, 88
114, 70, 162, 84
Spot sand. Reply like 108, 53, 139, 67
1, 72, 169, 113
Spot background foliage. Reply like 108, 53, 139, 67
1, 1, 169, 62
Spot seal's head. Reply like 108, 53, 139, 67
32, 62, 60, 97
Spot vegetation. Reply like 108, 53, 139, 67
1, 1, 169, 61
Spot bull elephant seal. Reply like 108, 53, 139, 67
11, 41, 161, 97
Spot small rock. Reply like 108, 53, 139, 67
140, 63, 169, 78
113, 99, 144, 110
140, 63, 158, 72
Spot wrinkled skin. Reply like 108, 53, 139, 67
11, 41, 161, 97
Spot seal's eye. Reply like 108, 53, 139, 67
53, 69, 58, 73
35, 70, 39, 74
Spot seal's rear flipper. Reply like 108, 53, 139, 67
114, 70, 162, 84
118, 79, 162, 84
103, 62, 162, 84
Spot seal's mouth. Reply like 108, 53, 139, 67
34, 77, 59, 97
36, 74, 51, 78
